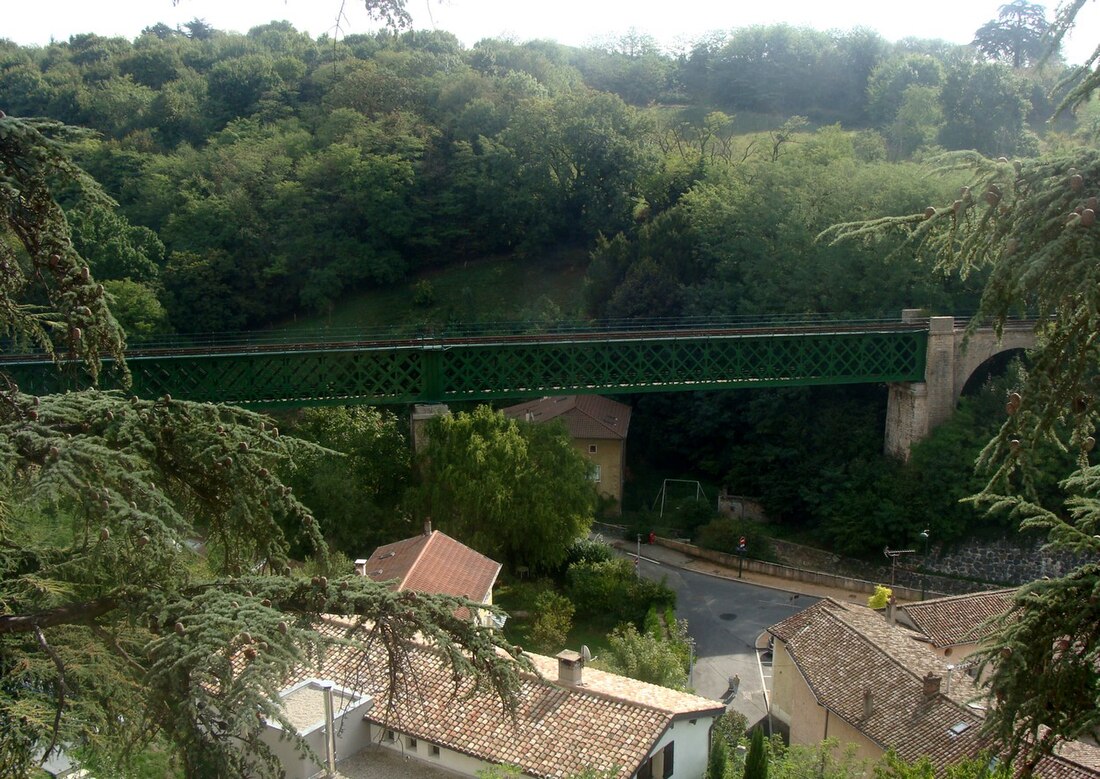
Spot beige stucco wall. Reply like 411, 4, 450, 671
770, 641, 882, 765
368, 723, 494, 777
574, 437, 624, 510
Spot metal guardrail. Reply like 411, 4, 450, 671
1, 314, 931, 357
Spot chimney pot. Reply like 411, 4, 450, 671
556, 650, 584, 686
886, 594, 897, 625
922, 672, 941, 699
424, 517, 432, 536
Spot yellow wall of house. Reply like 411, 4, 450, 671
771, 641, 883, 764
573, 438, 624, 509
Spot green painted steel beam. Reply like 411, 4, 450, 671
1, 328, 928, 407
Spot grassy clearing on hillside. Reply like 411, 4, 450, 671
275, 246, 590, 333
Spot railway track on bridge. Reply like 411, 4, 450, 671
2, 315, 1033, 409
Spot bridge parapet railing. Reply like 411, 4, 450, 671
1, 313, 936, 359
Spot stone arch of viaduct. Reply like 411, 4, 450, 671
885, 311, 1036, 459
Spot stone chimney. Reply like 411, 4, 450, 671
885, 594, 897, 625
556, 650, 584, 686
922, 672, 941, 700
862, 688, 874, 719
354, 558, 368, 577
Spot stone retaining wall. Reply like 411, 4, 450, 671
593, 522, 1080, 599
653, 537, 931, 601
929, 535, 1093, 584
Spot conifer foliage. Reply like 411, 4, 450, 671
821, 8, 1100, 770
0, 112, 526, 777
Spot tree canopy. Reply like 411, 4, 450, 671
821, 5, 1100, 768
0, 112, 525, 777
972, 0, 1053, 69
413, 406, 596, 573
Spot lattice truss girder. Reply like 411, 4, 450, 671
0, 331, 926, 406
440, 333, 925, 400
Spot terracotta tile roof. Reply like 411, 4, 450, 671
365, 531, 501, 605
768, 600, 1100, 779
1036, 741, 1100, 779
898, 589, 1018, 648
769, 599, 990, 773
502, 395, 632, 440
277, 621, 723, 779
525, 653, 726, 718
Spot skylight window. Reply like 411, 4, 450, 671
949, 722, 972, 736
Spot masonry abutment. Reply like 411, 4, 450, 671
885, 315, 956, 460
884, 313, 1035, 458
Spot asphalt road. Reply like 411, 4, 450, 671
634, 556, 818, 727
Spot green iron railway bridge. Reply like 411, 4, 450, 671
2, 316, 931, 408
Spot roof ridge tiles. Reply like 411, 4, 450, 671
399, 529, 437, 593
901, 588, 1018, 609
776, 600, 982, 707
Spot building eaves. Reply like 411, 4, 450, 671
275, 623, 721, 779
897, 588, 1017, 648
770, 600, 990, 774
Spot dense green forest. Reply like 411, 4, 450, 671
3, 9, 1096, 556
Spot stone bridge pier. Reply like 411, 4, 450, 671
884, 310, 1036, 459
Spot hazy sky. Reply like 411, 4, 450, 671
5, 0, 1099, 64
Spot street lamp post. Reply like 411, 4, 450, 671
919, 529, 930, 600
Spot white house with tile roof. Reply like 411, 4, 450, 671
767, 598, 1100, 779
262, 618, 725, 779
357, 529, 502, 626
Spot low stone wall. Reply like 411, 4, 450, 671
767, 537, 997, 596
594, 521, 1037, 598
654, 537, 929, 601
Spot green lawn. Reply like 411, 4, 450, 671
494, 579, 615, 659
273, 246, 590, 334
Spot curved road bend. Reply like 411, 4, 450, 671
609, 542, 820, 727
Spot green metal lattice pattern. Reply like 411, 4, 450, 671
2, 327, 927, 406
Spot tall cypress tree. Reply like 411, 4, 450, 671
0, 113, 527, 777
743, 726, 768, 779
